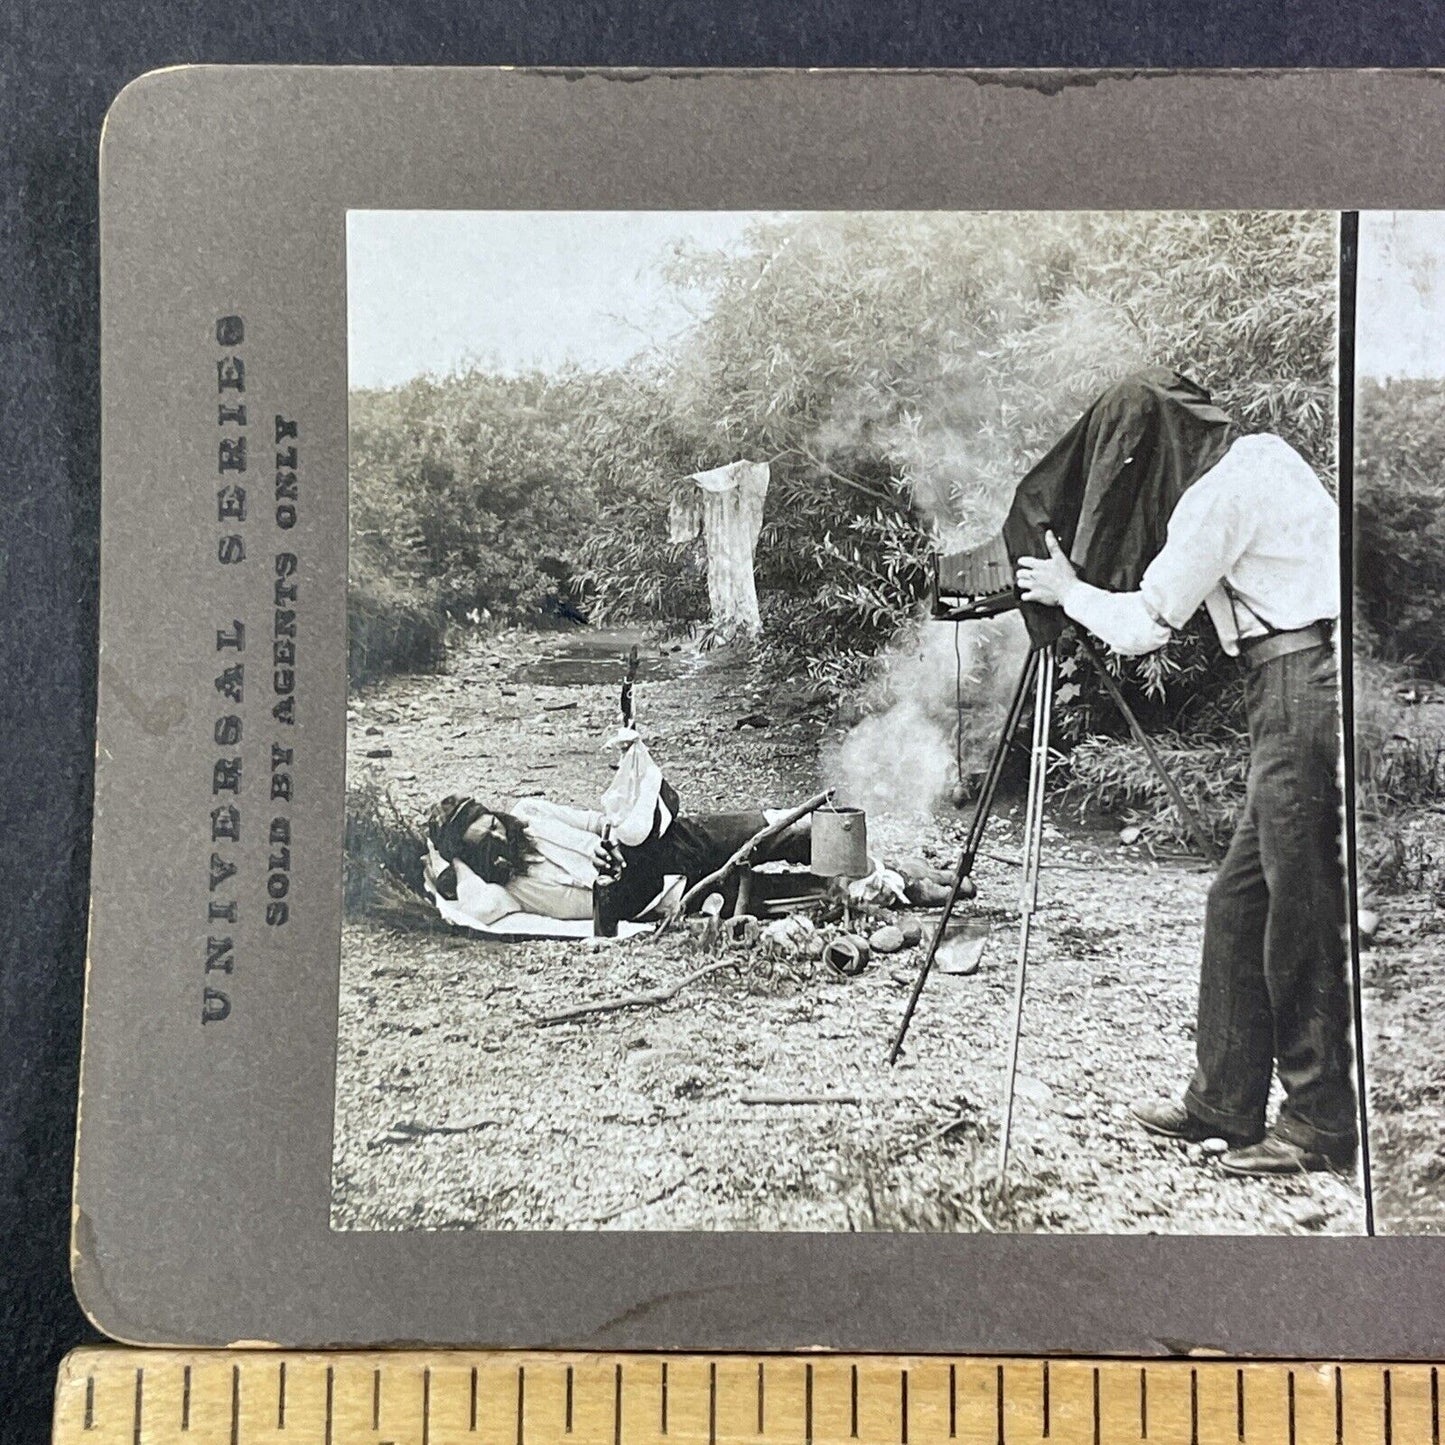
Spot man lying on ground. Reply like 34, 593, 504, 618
425, 791, 816, 932
423, 732, 951, 934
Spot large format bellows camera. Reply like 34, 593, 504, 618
930, 532, 1019, 623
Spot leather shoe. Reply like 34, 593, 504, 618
1219, 1132, 1355, 1176
1131, 1100, 1262, 1149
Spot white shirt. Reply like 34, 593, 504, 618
1062, 433, 1340, 656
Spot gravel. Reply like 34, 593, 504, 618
332, 628, 1368, 1236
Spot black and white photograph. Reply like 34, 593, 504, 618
332, 208, 1366, 1235
1353, 211, 1445, 1236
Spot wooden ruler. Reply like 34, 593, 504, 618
54, 1350, 1442, 1445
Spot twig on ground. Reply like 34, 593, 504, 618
740, 1092, 860, 1106
590, 1172, 695, 1225
978, 849, 1191, 875
378, 1117, 500, 1144
891, 1113, 972, 1162
534, 959, 739, 1026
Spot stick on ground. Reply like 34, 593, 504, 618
535, 959, 739, 1026
739, 1093, 860, 1106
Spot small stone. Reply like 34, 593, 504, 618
1013, 1075, 1054, 1107
1199, 1136, 1230, 1155
1357, 908, 1380, 940
899, 922, 924, 948
365, 747, 393, 759
1289, 1204, 1329, 1231
869, 924, 906, 954
1119, 825, 1143, 846
365, 724, 383, 736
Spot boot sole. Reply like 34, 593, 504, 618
1132, 1113, 1260, 1149
1219, 1152, 1354, 1177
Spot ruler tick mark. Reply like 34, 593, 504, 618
132, 1367, 143, 1445
1140, 1366, 1148, 1439
1042, 1361, 1050, 1439
1335, 1366, 1343, 1445
661, 1363, 668, 1436
181, 1366, 191, 1433
1238, 1368, 1247, 1442
1384, 1368, 1393, 1445
424, 1367, 432, 1445
1091, 1368, 1100, 1445
1432, 1366, 1439, 1445
615, 1363, 624, 1445
948, 1364, 956, 1440
1288, 1371, 1296, 1445
996, 1365, 1005, 1445
278, 1361, 287, 1430
231, 1364, 241, 1445
708, 1363, 717, 1445
1190, 1368, 1199, 1445
324, 1365, 334, 1445
805, 1363, 813, 1445
473, 1366, 480, 1433
756, 1362, 764, 1434
373, 1367, 381, 1431
515, 1366, 524, 1445
84, 1375, 94, 1431
851, 1364, 859, 1439
901, 1368, 909, 1445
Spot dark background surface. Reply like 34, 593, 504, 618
4, 5, 1445, 1441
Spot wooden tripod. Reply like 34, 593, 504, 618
886, 627, 1219, 1193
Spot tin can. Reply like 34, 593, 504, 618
811, 805, 868, 878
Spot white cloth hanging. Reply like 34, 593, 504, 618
668, 460, 770, 632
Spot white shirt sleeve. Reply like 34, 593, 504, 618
1062, 581, 1173, 656
512, 797, 607, 835
1138, 449, 1257, 630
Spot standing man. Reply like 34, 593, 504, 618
1015, 374, 1357, 1176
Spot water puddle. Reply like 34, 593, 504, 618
510, 628, 702, 687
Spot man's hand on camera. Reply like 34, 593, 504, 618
1016, 529, 1080, 607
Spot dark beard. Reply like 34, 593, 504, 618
461, 810, 534, 885
427, 796, 536, 885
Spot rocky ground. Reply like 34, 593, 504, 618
332, 627, 1368, 1236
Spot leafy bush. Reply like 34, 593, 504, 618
1354, 654, 1445, 894
350, 370, 602, 621
347, 569, 446, 686
1356, 378, 1445, 678
1061, 731, 1251, 851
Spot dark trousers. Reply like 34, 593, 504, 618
1182, 644, 1358, 1154
604, 812, 811, 923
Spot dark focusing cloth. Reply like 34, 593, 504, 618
1002, 368, 1234, 646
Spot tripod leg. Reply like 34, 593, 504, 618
958, 645, 1040, 875
998, 645, 1055, 1190
1075, 633, 1220, 863
886, 647, 1040, 1066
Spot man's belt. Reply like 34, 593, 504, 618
1240, 620, 1334, 669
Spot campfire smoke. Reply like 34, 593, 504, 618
824, 610, 1030, 820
